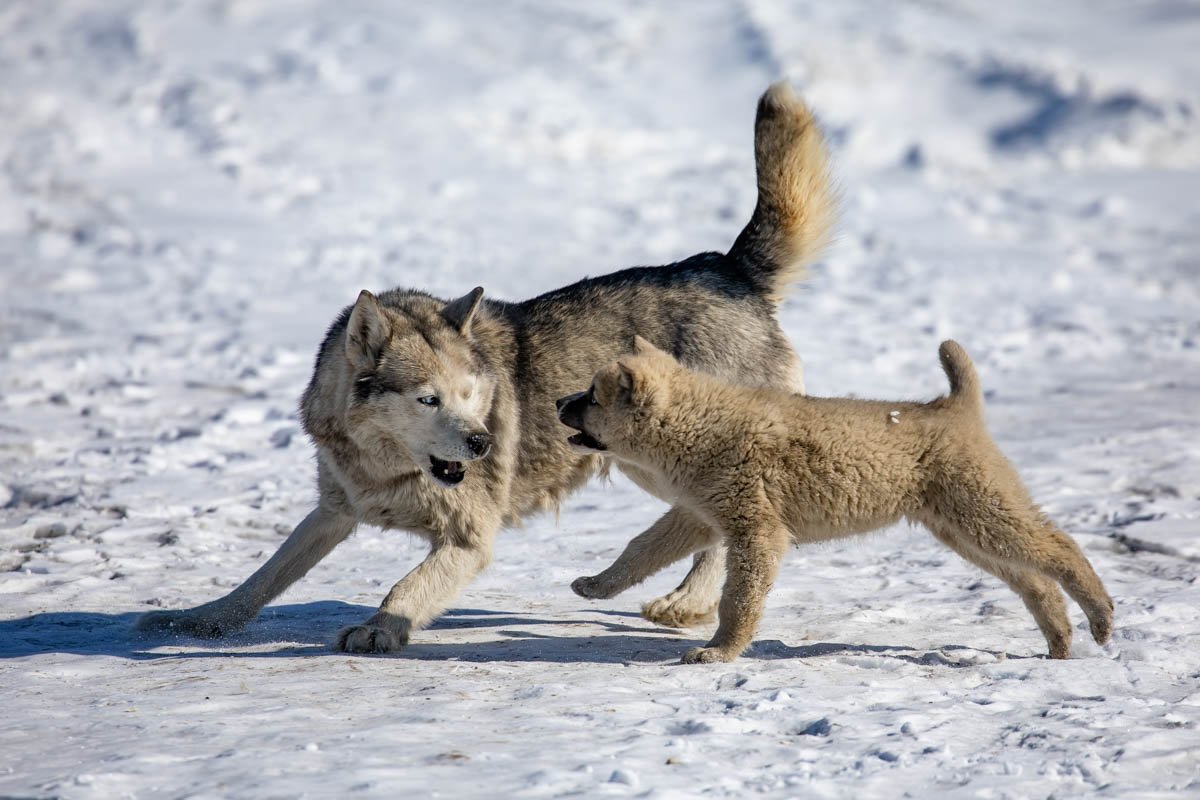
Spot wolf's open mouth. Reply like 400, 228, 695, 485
568, 432, 606, 452
430, 456, 466, 486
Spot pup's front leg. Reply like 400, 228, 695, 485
681, 518, 788, 664
572, 506, 718, 601
641, 543, 725, 628
337, 535, 494, 653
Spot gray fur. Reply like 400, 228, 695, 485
135, 82, 835, 651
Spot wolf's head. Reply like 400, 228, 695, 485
340, 287, 496, 488
556, 335, 675, 465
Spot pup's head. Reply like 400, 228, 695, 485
342, 287, 495, 488
556, 336, 675, 462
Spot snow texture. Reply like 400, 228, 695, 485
2, 1, 1198, 797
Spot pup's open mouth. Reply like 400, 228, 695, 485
429, 456, 466, 486
567, 432, 607, 452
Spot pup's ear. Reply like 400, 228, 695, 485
595, 362, 633, 407
346, 290, 392, 371
631, 335, 676, 363
442, 286, 485, 334
617, 361, 636, 394
615, 359, 660, 407
631, 335, 666, 358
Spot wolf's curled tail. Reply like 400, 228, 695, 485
728, 80, 836, 305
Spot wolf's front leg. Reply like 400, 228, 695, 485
336, 536, 494, 653
136, 506, 357, 638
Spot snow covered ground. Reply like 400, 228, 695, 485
2, 1, 1198, 796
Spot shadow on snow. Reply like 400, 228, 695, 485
0, 602, 1024, 665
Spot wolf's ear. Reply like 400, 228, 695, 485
345, 290, 392, 371
442, 286, 485, 335
631, 335, 668, 359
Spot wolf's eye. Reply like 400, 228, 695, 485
417, 395, 440, 407
588, 387, 598, 406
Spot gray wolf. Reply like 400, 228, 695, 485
557, 337, 1114, 663
136, 81, 836, 652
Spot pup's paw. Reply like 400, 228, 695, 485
135, 608, 236, 639
1089, 614, 1113, 646
336, 623, 409, 654
1045, 630, 1072, 660
641, 597, 717, 628
1047, 641, 1071, 659
680, 646, 737, 664
571, 575, 616, 600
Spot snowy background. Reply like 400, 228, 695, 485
2, 1, 1199, 797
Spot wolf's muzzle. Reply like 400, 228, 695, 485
466, 432, 493, 459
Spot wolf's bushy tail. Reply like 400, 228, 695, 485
727, 81, 836, 306
939, 340, 983, 413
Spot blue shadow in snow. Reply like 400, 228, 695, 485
0, 602, 689, 663
0, 604, 1028, 665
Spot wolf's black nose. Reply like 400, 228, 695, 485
555, 396, 569, 412
466, 432, 493, 458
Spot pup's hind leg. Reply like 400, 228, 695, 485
927, 496, 1113, 651
571, 507, 718, 604
641, 543, 725, 628
929, 528, 1072, 659
1020, 517, 1113, 647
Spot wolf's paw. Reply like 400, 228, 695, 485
135, 608, 236, 639
641, 597, 717, 628
571, 575, 616, 600
336, 623, 409, 654
680, 646, 737, 664
1089, 614, 1113, 647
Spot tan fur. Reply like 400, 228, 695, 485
562, 338, 1114, 663
136, 83, 836, 651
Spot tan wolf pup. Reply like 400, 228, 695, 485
557, 337, 1114, 663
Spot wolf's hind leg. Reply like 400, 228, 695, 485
136, 506, 357, 638
571, 506, 717, 602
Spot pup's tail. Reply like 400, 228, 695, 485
939, 340, 983, 413
727, 81, 836, 306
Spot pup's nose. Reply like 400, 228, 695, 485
466, 432, 493, 458
556, 391, 585, 413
